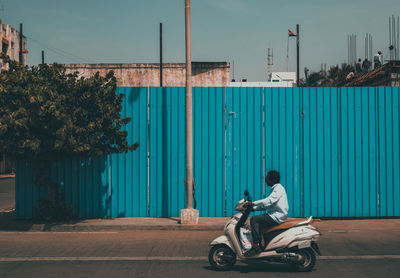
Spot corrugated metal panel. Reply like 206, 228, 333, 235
15, 87, 400, 218
16, 157, 109, 219
264, 87, 303, 217
226, 87, 265, 216
109, 87, 148, 217
148, 87, 187, 217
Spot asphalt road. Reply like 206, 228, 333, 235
0, 178, 14, 211
1, 229, 400, 278
1, 178, 400, 277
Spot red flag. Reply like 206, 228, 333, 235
288, 29, 296, 37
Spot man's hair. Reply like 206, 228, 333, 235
266, 170, 280, 186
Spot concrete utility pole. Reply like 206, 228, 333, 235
160, 23, 163, 87
296, 24, 300, 87
181, 0, 199, 224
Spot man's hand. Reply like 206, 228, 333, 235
243, 202, 254, 211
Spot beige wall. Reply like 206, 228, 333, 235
64, 62, 230, 87
0, 21, 27, 68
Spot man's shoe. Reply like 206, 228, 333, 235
243, 245, 261, 257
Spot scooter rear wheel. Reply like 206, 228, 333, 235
291, 248, 316, 272
208, 244, 236, 271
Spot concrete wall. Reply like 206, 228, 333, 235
391, 73, 400, 86
64, 62, 230, 87
0, 20, 27, 68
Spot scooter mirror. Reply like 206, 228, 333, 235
244, 190, 251, 202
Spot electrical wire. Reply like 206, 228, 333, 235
26, 35, 94, 63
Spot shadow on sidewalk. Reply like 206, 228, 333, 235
0, 209, 32, 231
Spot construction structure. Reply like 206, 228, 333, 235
0, 19, 28, 69
389, 15, 400, 61
64, 62, 230, 87
343, 61, 400, 87
365, 33, 373, 61
348, 34, 357, 65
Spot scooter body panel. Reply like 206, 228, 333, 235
224, 213, 245, 257
265, 225, 320, 251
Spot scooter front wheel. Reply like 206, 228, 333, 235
208, 244, 236, 271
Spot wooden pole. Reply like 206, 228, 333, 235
296, 24, 300, 86
19, 23, 23, 65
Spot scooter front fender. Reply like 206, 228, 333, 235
209, 235, 233, 250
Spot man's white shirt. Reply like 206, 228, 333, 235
252, 183, 289, 224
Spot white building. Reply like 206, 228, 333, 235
230, 72, 296, 87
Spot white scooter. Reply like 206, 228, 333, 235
209, 191, 321, 272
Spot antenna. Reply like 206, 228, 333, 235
267, 48, 274, 81
231, 60, 235, 82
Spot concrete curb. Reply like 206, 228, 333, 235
0, 214, 228, 232
0, 174, 15, 179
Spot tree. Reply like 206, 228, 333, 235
326, 63, 355, 86
300, 63, 355, 87
0, 54, 138, 211
302, 71, 327, 87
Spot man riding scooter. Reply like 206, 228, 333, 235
244, 170, 289, 257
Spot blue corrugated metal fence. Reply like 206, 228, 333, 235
16, 87, 400, 218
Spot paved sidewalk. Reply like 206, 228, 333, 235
1, 210, 399, 232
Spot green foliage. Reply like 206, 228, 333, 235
0, 54, 138, 215
0, 54, 138, 160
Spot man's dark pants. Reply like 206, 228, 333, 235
250, 214, 279, 245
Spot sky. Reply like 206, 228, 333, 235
2, 0, 400, 81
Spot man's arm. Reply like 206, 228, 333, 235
252, 187, 282, 211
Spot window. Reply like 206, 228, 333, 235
2, 42, 7, 54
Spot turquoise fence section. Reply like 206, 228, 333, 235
263, 87, 303, 217
226, 87, 266, 216
193, 87, 226, 216
16, 157, 109, 219
109, 87, 148, 218
147, 87, 187, 217
15, 87, 400, 219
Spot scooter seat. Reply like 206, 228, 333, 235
263, 217, 309, 234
